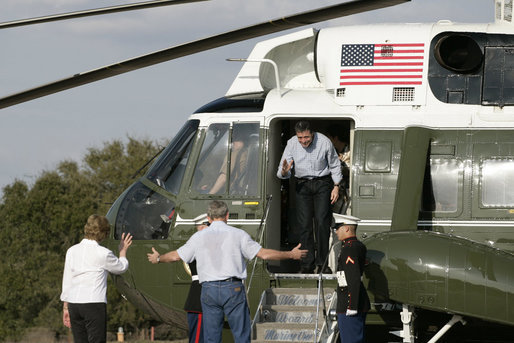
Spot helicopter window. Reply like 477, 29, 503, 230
365, 141, 392, 173
114, 182, 175, 240
229, 123, 260, 196
480, 159, 514, 207
191, 123, 260, 196
191, 124, 230, 194
147, 120, 199, 194
422, 159, 462, 213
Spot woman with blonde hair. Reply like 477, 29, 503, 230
61, 214, 132, 343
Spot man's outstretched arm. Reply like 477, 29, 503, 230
256, 243, 307, 261
147, 247, 181, 264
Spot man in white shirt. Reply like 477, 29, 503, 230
147, 200, 307, 343
61, 214, 132, 343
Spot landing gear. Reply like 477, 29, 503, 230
390, 305, 467, 343
390, 304, 415, 343
426, 315, 466, 343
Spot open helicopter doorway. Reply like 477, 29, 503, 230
265, 118, 354, 274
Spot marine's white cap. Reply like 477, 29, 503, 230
333, 213, 361, 226
193, 213, 208, 226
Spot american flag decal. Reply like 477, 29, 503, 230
340, 43, 424, 86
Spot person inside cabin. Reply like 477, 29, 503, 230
147, 200, 308, 343
332, 213, 370, 343
183, 213, 209, 343
61, 215, 133, 343
207, 128, 249, 194
326, 125, 351, 214
277, 120, 342, 274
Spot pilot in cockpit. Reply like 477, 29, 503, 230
205, 129, 249, 195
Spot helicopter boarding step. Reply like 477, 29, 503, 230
251, 286, 338, 342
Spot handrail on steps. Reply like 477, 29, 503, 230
246, 194, 272, 296
314, 240, 339, 343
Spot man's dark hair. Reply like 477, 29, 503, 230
207, 200, 229, 219
294, 120, 312, 134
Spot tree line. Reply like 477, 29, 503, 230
0, 137, 184, 342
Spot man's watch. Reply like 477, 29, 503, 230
157, 255, 160, 263
334, 184, 340, 187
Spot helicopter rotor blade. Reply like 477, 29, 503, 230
0, 0, 209, 30
0, 0, 410, 110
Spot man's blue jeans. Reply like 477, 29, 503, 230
200, 280, 251, 343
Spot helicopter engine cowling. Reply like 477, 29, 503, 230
364, 230, 514, 326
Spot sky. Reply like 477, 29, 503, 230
0, 0, 494, 196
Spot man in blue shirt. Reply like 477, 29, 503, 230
277, 120, 342, 274
147, 200, 307, 343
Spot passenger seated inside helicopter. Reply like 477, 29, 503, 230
206, 129, 248, 194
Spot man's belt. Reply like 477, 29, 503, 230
218, 277, 242, 282
296, 175, 332, 182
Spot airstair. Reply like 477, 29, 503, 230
251, 283, 339, 343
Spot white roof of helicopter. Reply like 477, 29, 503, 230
178, 14, 514, 131
227, 20, 512, 101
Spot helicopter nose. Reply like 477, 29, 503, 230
110, 181, 176, 240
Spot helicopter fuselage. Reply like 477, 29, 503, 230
104, 19, 514, 340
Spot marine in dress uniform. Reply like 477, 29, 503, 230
333, 214, 370, 343
184, 261, 203, 343
183, 213, 209, 343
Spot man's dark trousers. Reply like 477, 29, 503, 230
295, 176, 333, 271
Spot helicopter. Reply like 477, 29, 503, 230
2, 0, 514, 342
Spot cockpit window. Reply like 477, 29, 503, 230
114, 182, 175, 240
191, 124, 230, 194
191, 123, 260, 197
229, 123, 260, 196
147, 120, 199, 194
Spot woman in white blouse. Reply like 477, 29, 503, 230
61, 214, 132, 343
